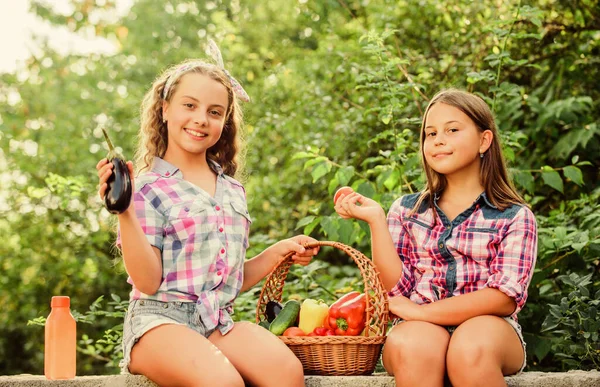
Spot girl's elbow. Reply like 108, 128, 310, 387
141, 285, 160, 296
132, 278, 161, 295
506, 299, 518, 315
500, 295, 517, 316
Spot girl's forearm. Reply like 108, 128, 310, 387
118, 210, 162, 295
241, 248, 278, 292
418, 288, 516, 326
369, 214, 404, 292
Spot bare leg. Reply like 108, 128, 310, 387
446, 315, 524, 387
209, 321, 305, 387
382, 321, 451, 387
129, 324, 244, 387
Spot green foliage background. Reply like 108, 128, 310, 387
1, 0, 599, 375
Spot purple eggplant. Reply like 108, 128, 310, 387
101, 128, 132, 214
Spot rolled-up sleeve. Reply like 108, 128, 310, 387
485, 206, 537, 314
116, 184, 165, 250
387, 199, 416, 297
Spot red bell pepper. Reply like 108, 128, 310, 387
312, 327, 335, 336
327, 291, 367, 336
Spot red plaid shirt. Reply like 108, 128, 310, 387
387, 192, 537, 320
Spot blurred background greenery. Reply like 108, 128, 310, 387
1, 0, 598, 375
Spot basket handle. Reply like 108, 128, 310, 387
255, 241, 389, 337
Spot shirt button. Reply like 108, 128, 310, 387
184, 207, 189, 212
221, 248, 225, 254
215, 205, 220, 211
165, 171, 170, 176
217, 271, 222, 276
439, 243, 444, 248
219, 227, 224, 232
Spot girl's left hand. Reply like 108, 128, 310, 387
389, 295, 424, 321
271, 235, 320, 266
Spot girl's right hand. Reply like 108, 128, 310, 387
96, 158, 135, 213
334, 192, 386, 224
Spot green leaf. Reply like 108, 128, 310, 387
554, 226, 567, 240
533, 337, 552, 361
335, 166, 355, 187
513, 170, 535, 194
296, 216, 316, 230
563, 166, 584, 186
542, 316, 559, 332
539, 283, 553, 295
320, 217, 339, 240
304, 156, 328, 169
383, 169, 400, 191
571, 242, 587, 253
303, 217, 321, 236
356, 181, 376, 198
541, 170, 564, 193
311, 162, 331, 183
337, 220, 355, 245
291, 151, 315, 160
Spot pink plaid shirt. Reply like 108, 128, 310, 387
387, 192, 537, 321
117, 157, 251, 334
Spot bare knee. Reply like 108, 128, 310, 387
270, 350, 304, 381
131, 356, 244, 387
383, 322, 449, 374
128, 324, 245, 387
186, 359, 245, 387
447, 337, 494, 368
386, 332, 447, 364
447, 330, 502, 384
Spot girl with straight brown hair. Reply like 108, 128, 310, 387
335, 89, 537, 387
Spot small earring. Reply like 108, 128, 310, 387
163, 118, 166, 124
480, 153, 484, 159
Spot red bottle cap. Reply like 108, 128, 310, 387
51, 296, 70, 308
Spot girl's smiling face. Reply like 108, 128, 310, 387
162, 72, 229, 160
423, 102, 492, 177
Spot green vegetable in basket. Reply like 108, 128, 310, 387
269, 300, 301, 336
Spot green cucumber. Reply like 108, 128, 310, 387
258, 320, 270, 329
269, 300, 301, 336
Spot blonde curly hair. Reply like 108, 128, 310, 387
135, 60, 244, 177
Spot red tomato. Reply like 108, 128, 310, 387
282, 327, 306, 337
333, 186, 353, 205
313, 327, 329, 336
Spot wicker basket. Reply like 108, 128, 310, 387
255, 241, 389, 376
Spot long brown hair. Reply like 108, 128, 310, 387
135, 60, 244, 177
412, 89, 524, 214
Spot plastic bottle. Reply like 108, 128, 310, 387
45, 296, 76, 379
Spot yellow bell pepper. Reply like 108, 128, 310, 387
298, 299, 329, 334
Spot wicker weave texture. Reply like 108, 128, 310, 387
255, 241, 389, 376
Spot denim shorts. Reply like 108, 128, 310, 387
388, 316, 527, 374
120, 299, 217, 374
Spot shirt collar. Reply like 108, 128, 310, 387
151, 156, 224, 177
433, 190, 498, 209
478, 191, 498, 209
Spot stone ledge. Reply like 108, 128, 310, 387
1, 371, 599, 387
